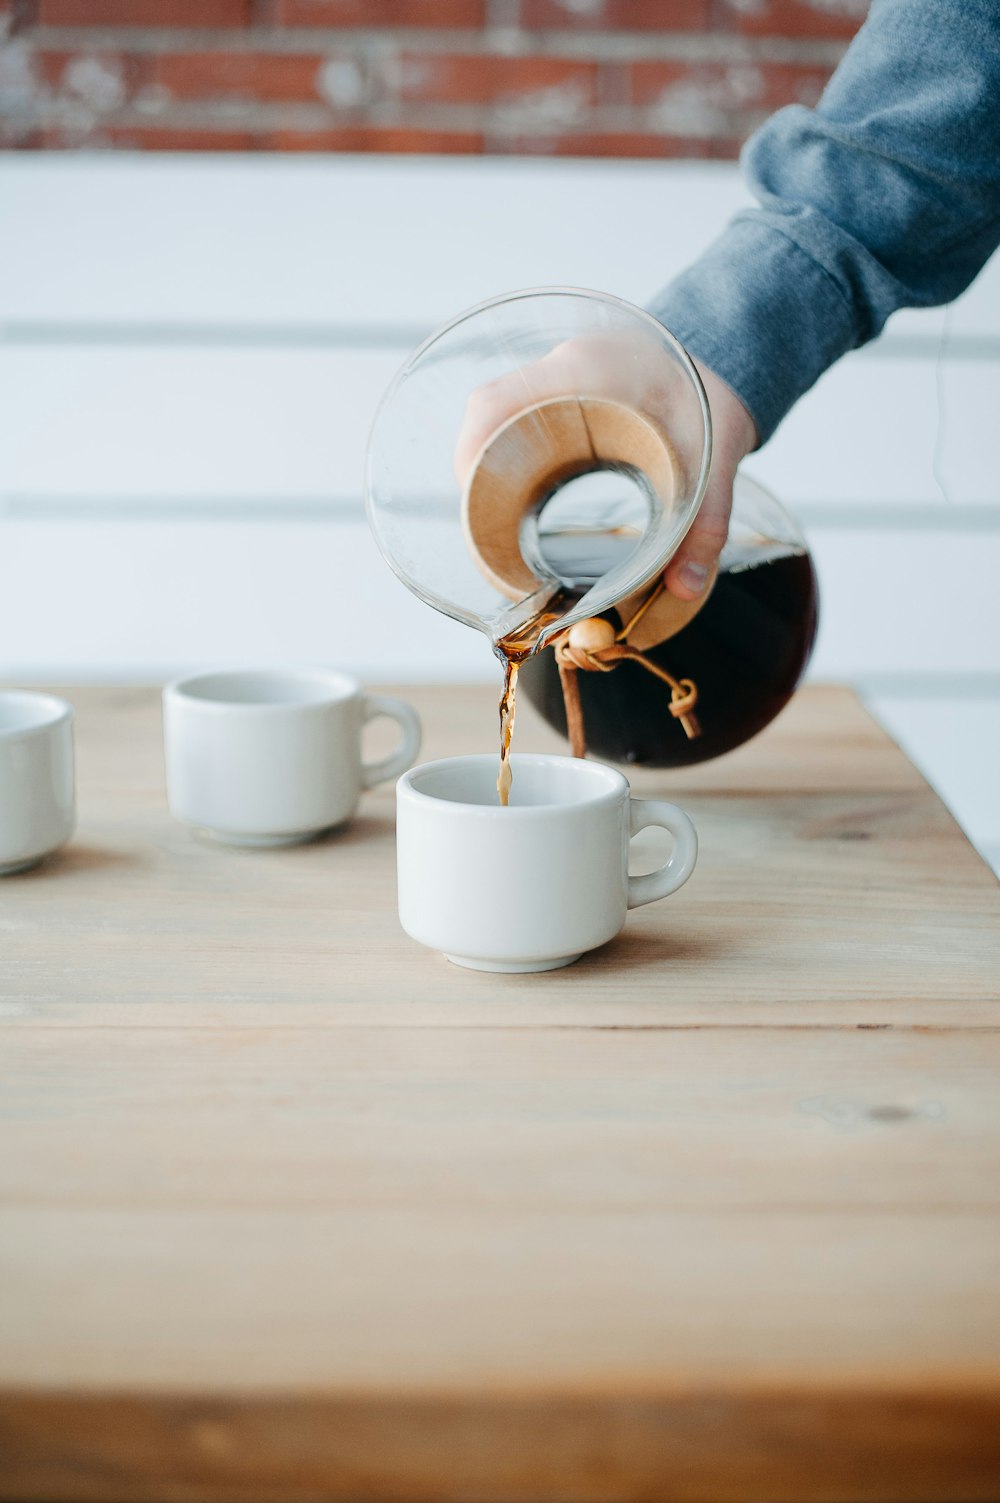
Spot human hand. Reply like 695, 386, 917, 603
453, 336, 757, 602
664, 358, 758, 601
453, 333, 663, 486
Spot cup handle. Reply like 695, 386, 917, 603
360, 694, 422, 790
627, 799, 698, 909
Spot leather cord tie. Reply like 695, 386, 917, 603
550, 580, 701, 760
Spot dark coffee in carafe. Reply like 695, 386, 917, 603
517, 546, 819, 767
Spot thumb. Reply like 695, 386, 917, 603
664, 360, 757, 601
663, 460, 735, 600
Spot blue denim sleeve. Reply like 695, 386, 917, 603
650, 0, 1000, 445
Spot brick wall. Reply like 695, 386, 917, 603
0, 0, 866, 156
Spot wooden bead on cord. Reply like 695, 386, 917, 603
462, 390, 715, 760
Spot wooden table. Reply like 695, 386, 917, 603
1, 685, 998, 1502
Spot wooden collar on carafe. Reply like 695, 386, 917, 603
461, 393, 712, 758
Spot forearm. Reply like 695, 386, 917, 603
651, 0, 1000, 445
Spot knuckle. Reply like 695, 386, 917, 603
685, 519, 730, 553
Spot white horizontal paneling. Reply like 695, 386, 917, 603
806, 525, 1000, 679
3, 343, 997, 508
933, 349, 1000, 505
3, 155, 999, 340
0, 156, 752, 330
5, 517, 321, 675
753, 340, 999, 509
2, 517, 999, 683
0, 518, 490, 683
0, 347, 403, 501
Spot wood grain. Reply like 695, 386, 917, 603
461, 396, 680, 603
0, 685, 998, 1500
2, 1027, 999, 1214
0, 685, 994, 1028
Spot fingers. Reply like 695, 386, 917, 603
664, 359, 757, 601
452, 335, 650, 485
663, 472, 734, 599
453, 342, 758, 606
453, 375, 527, 485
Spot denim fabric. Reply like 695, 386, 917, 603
650, 0, 1000, 445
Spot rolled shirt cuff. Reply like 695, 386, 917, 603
649, 215, 862, 448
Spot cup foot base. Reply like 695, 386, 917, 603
197, 825, 343, 849
445, 952, 583, 974
0, 855, 44, 876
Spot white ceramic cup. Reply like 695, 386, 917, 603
0, 692, 76, 875
163, 668, 421, 846
396, 752, 698, 972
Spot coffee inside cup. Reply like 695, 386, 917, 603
408, 755, 621, 809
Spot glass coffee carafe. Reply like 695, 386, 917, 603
366, 287, 818, 770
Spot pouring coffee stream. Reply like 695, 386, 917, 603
463, 385, 709, 803
493, 565, 706, 806
365, 288, 818, 804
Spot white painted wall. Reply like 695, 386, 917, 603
1, 154, 998, 870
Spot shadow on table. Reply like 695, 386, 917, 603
181, 813, 396, 856
20, 843, 145, 879
322, 814, 395, 847
586, 927, 727, 974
